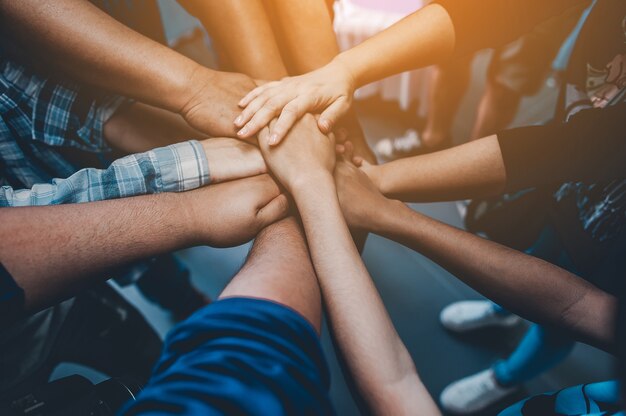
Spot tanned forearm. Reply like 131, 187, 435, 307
0, 174, 288, 315
377, 202, 617, 352
335, 4, 455, 88
0, 0, 200, 113
292, 174, 440, 415
0, 193, 194, 313
372, 135, 507, 202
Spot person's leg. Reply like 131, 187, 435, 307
421, 54, 473, 149
179, 0, 287, 79
493, 324, 575, 387
469, 81, 522, 141
440, 227, 577, 413
220, 216, 321, 332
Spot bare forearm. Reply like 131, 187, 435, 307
292, 176, 438, 415
0, 0, 200, 113
379, 202, 617, 351
0, 193, 197, 313
337, 4, 455, 88
373, 135, 507, 202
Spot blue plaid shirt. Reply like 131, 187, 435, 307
0, 140, 210, 206
1, 51, 209, 206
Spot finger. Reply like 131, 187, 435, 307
336, 127, 349, 144
238, 103, 283, 139
318, 97, 350, 133
235, 90, 277, 130
335, 144, 345, 155
327, 132, 336, 149
257, 194, 290, 226
269, 97, 315, 145
257, 125, 271, 149
343, 141, 354, 163
352, 156, 364, 167
238, 81, 277, 108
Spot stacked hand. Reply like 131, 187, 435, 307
180, 69, 261, 138
235, 58, 356, 146
258, 115, 336, 194
334, 142, 400, 231
186, 174, 288, 247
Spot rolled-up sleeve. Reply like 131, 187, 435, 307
0, 140, 210, 207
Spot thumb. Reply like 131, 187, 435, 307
256, 194, 290, 227
318, 97, 350, 133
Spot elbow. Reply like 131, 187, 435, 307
558, 289, 618, 353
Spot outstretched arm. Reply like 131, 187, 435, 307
0, 0, 255, 137
259, 118, 440, 415
335, 162, 618, 353
0, 174, 287, 316
366, 103, 626, 202
0, 138, 266, 206
235, 0, 581, 143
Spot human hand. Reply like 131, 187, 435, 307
336, 140, 383, 192
180, 68, 259, 138
334, 155, 399, 231
235, 57, 356, 145
258, 115, 336, 194
186, 174, 289, 247
334, 109, 377, 164
201, 138, 266, 184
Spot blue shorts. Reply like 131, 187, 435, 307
120, 297, 333, 415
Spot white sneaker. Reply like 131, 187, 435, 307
440, 300, 521, 333
375, 129, 422, 160
440, 369, 517, 414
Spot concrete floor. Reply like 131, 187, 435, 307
111, 51, 615, 415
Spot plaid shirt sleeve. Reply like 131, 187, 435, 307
0, 140, 210, 207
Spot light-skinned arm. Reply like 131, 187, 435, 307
361, 102, 626, 202
0, 0, 255, 137
182, 0, 376, 162
364, 134, 507, 202
236, 4, 455, 142
0, 138, 267, 207
0, 174, 288, 315
334, 162, 618, 353
235, 0, 580, 143
258, 118, 440, 415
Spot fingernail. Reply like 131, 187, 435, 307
269, 134, 279, 145
234, 115, 243, 126
237, 127, 248, 136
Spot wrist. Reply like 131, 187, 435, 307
370, 198, 407, 234
366, 164, 386, 194
289, 171, 335, 199
331, 54, 358, 92
177, 65, 218, 115
175, 190, 205, 246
